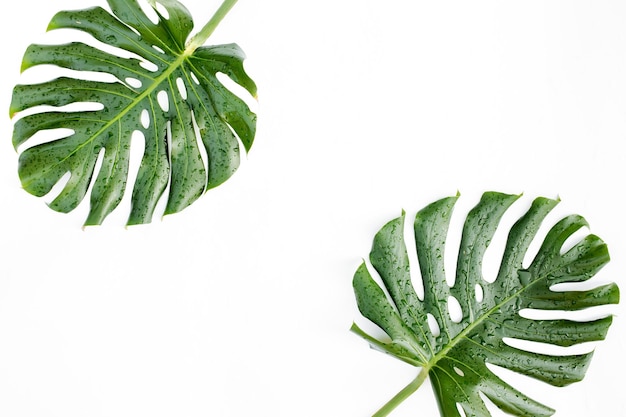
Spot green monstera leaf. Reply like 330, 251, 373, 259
10, 0, 256, 226
352, 192, 619, 417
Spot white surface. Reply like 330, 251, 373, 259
1, 1, 625, 416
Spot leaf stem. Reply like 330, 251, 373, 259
185, 0, 239, 52
372, 367, 430, 417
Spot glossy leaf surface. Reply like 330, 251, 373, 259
10, 0, 256, 225
352, 192, 619, 416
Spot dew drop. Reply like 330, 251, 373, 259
518, 270, 532, 285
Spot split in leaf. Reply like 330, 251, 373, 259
10, 0, 256, 226
352, 192, 619, 417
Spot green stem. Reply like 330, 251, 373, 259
185, 0, 239, 52
372, 367, 430, 417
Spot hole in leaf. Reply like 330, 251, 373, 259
190, 71, 200, 85
152, 45, 165, 54
176, 77, 188, 100
140, 109, 150, 129
550, 280, 611, 293
456, 403, 468, 417
447, 296, 462, 323
44, 171, 71, 205
216, 72, 258, 113
21, 64, 120, 85
502, 337, 595, 356
137, 0, 159, 24
519, 306, 614, 322
125, 77, 142, 89
149, 122, 173, 218
51, 102, 104, 113
560, 226, 589, 256
165, 120, 172, 163
46, 148, 105, 212
427, 313, 440, 337
157, 91, 169, 112
475, 283, 484, 302
15, 128, 75, 154
154, 2, 170, 19
140, 60, 159, 72
454, 366, 465, 377
85, 146, 106, 205
67, 102, 104, 112
364, 259, 401, 322
13, 102, 104, 126
479, 391, 508, 417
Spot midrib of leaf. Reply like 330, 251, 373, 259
373, 263, 562, 417
23, 52, 187, 189
22, 0, 239, 189
431, 269, 544, 366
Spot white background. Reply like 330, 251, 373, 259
1, 0, 625, 416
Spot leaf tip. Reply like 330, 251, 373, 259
610, 283, 620, 304
20, 59, 32, 74
46, 12, 63, 32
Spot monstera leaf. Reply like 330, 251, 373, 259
352, 192, 619, 417
10, 0, 256, 225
